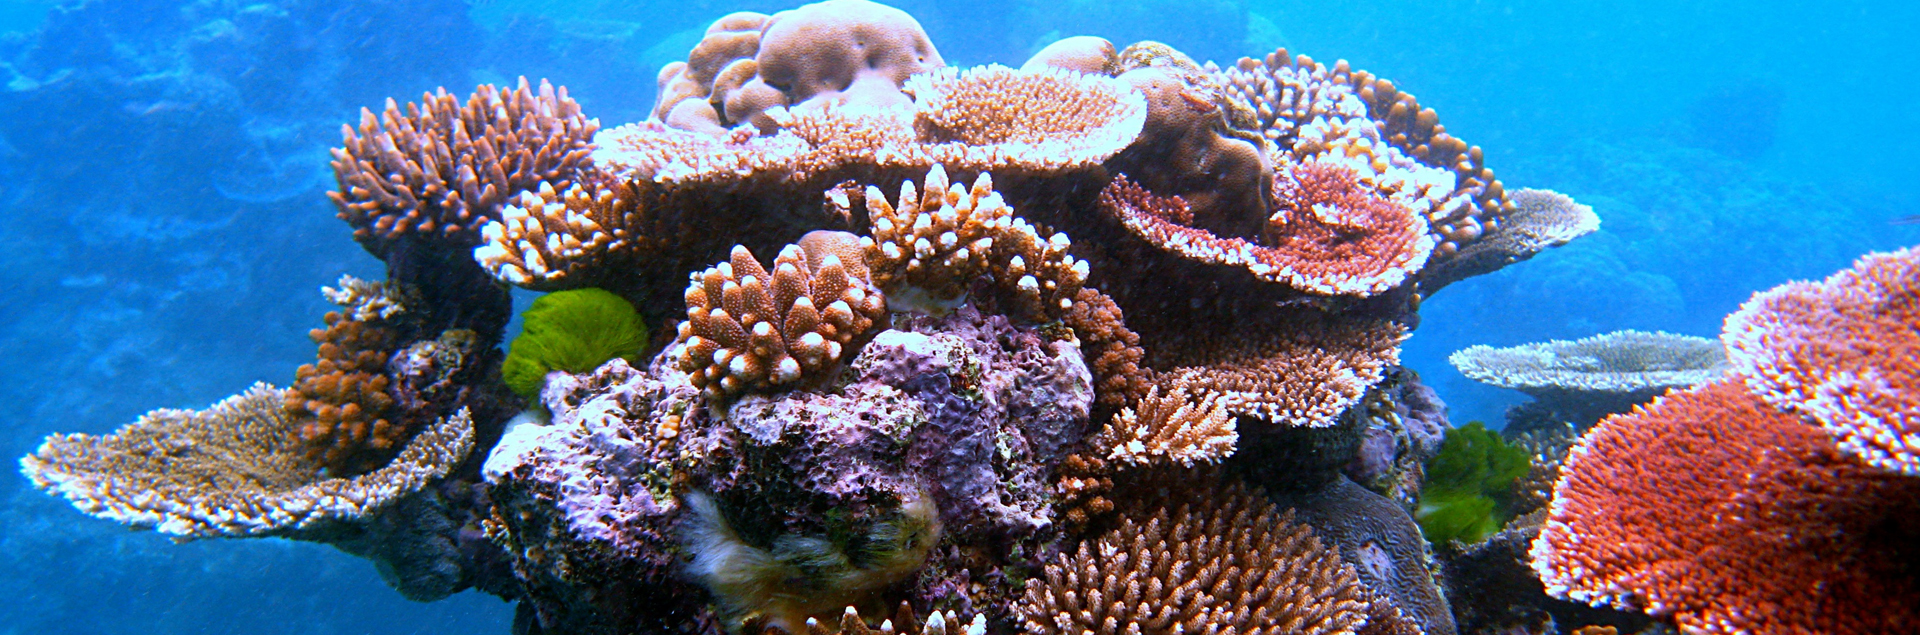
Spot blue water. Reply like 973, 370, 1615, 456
0, 0, 1913, 632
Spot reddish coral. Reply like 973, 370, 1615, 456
1531, 380, 1920, 634
1097, 173, 1429, 297
287, 310, 402, 473
1723, 245, 1920, 475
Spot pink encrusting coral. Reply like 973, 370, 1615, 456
1530, 380, 1920, 634
1722, 245, 1920, 476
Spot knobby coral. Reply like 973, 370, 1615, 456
1531, 380, 1920, 634
286, 276, 408, 474
861, 165, 1089, 320
675, 232, 888, 398
1723, 245, 1920, 475
330, 78, 598, 257
21, 384, 473, 538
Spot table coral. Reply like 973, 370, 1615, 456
1156, 307, 1406, 429
330, 77, 598, 257
20, 383, 473, 538
1530, 380, 1920, 634
1450, 329, 1729, 429
1417, 188, 1599, 296
1723, 245, 1920, 475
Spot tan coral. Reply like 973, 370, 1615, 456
1062, 286, 1152, 415
1020, 479, 1374, 635
675, 231, 887, 398
20, 383, 472, 538
861, 165, 1089, 321
1159, 309, 1406, 428
329, 78, 598, 257
287, 278, 408, 474
1092, 379, 1237, 468
473, 178, 651, 289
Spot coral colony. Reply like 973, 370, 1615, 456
19, 0, 1919, 634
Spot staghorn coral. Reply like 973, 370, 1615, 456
674, 231, 888, 398
330, 77, 598, 257
1090, 378, 1237, 469
1020, 479, 1377, 635
287, 278, 407, 474
861, 165, 1089, 321
1530, 380, 1920, 634
20, 383, 473, 538
1449, 330, 1728, 429
1157, 307, 1406, 429
1722, 245, 1920, 475
1417, 188, 1599, 296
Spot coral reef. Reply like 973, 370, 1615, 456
1450, 330, 1728, 430
500, 288, 649, 400
1723, 245, 1920, 475
1530, 380, 1920, 634
21, 383, 473, 538
1020, 478, 1379, 635
17, 1, 1626, 631
330, 78, 598, 257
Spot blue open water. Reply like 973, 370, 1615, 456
0, 0, 1913, 632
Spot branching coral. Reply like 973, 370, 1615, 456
21, 383, 473, 538
287, 277, 407, 474
675, 231, 887, 398
1090, 378, 1237, 468
474, 178, 651, 289
1062, 286, 1152, 416
330, 77, 598, 257
1723, 245, 1920, 475
1020, 479, 1377, 635
861, 165, 1089, 320
1530, 380, 1920, 634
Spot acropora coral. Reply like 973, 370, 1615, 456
18, 1, 1624, 633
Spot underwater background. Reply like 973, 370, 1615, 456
0, 0, 1914, 632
